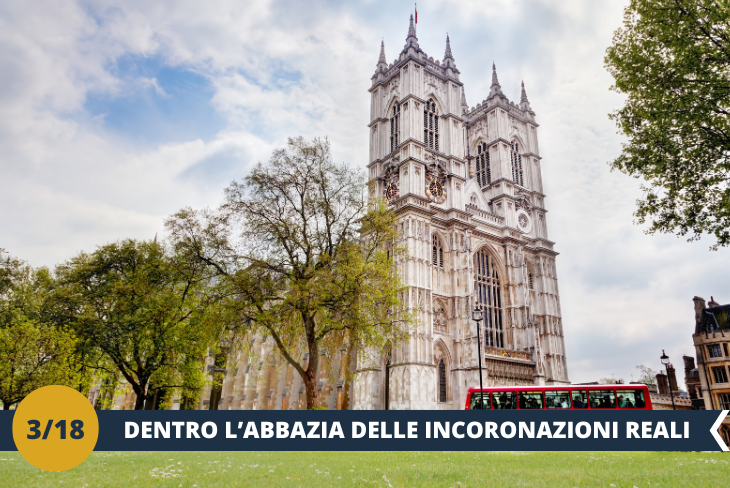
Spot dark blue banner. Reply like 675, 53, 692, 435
1, 410, 728, 451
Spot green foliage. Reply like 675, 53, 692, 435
167, 136, 416, 409
635, 364, 658, 385
0, 251, 80, 409
605, 0, 730, 248
56, 239, 225, 409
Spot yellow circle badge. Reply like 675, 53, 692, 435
12, 385, 99, 471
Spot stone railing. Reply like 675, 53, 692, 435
394, 196, 431, 210
465, 204, 504, 225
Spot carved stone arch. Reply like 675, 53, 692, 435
386, 96, 401, 117
470, 135, 493, 157
433, 338, 452, 365
509, 133, 528, 151
472, 241, 506, 276
431, 229, 450, 252
464, 181, 489, 209
433, 340, 452, 403
423, 92, 444, 114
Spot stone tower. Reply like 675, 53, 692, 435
352, 16, 570, 410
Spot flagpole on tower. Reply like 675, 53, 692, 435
415, 4, 418, 25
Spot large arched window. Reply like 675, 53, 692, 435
510, 140, 524, 187
424, 99, 439, 151
474, 248, 504, 348
438, 359, 447, 402
476, 142, 491, 188
432, 234, 443, 267
390, 103, 400, 153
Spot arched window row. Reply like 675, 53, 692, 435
474, 248, 504, 348
511, 140, 524, 187
476, 142, 491, 188
390, 103, 400, 153
432, 234, 444, 267
424, 99, 439, 151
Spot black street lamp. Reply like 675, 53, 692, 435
660, 349, 676, 411
472, 307, 485, 409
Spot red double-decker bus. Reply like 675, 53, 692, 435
464, 385, 653, 410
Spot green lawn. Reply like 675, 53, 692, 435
0, 451, 728, 487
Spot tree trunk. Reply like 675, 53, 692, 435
134, 384, 147, 410
3, 403, 10, 410
305, 342, 319, 409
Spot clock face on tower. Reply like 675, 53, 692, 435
516, 210, 532, 233
384, 177, 400, 205
425, 174, 447, 204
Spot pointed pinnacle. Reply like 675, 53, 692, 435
491, 62, 500, 86
444, 34, 454, 60
521, 80, 529, 103
379, 39, 387, 64
408, 13, 417, 39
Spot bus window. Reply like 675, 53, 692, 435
518, 391, 544, 409
571, 390, 587, 409
469, 392, 492, 410
492, 391, 516, 410
589, 389, 616, 409
545, 390, 571, 409
616, 389, 645, 409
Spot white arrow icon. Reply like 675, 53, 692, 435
710, 410, 729, 452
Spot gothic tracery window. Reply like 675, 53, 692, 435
510, 140, 524, 187
432, 234, 443, 267
424, 99, 439, 151
476, 142, 491, 188
390, 103, 400, 153
474, 248, 504, 348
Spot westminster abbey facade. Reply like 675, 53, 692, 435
105, 16, 570, 412
351, 15, 570, 410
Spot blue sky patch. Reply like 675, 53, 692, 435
84, 54, 225, 145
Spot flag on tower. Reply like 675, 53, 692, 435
415, 4, 418, 24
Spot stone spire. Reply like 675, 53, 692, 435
402, 14, 420, 52
488, 62, 504, 98
461, 86, 469, 115
377, 39, 388, 72
519, 80, 533, 112
444, 34, 454, 60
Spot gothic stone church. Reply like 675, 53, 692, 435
350, 16, 570, 410
109, 17, 570, 411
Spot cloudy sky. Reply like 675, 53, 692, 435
2, 0, 728, 387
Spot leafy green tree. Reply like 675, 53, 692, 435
0, 251, 79, 409
167, 137, 415, 409
605, 0, 730, 248
57, 240, 224, 410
